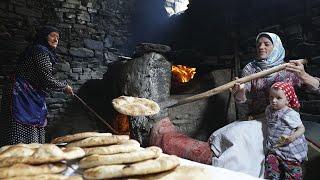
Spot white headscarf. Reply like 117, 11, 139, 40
253, 32, 285, 70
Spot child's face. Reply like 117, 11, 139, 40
269, 88, 289, 110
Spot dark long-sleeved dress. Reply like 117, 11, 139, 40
0, 47, 66, 146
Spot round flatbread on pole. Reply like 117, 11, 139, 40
112, 96, 160, 116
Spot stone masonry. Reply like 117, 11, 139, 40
0, 0, 135, 141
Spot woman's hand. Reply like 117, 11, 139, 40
230, 77, 246, 103
286, 60, 320, 89
64, 85, 74, 96
285, 60, 307, 79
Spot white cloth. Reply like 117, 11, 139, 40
62, 155, 261, 180
209, 119, 266, 178
179, 158, 261, 180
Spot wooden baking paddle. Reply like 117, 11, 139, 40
113, 59, 308, 116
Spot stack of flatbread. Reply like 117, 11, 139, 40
0, 143, 84, 179
52, 132, 180, 179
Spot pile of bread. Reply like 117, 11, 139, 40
0, 142, 84, 179
0, 132, 212, 179
51, 132, 180, 179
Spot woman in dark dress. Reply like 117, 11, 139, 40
0, 26, 73, 146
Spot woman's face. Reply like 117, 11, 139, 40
47, 32, 59, 49
256, 37, 273, 60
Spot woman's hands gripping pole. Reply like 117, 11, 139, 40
64, 85, 74, 96
230, 77, 247, 103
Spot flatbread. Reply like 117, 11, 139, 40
83, 155, 180, 179
112, 96, 160, 116
0, 146, 35, 160
79, 146, 162, 169
83, 139, 140, 156
51, 132, 112, 144
0, 144, 85, 167
61, 147, 86, 160
66, 135, 129, 148
5, 174, 82, 180
0, 143, 42, 153
0, 163, 66, 179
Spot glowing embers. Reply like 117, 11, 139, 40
171, 65, 196, 83
112, 113, 130, 135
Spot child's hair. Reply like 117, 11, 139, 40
270, 82, 300, 110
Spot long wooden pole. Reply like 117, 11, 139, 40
170, 59, 307, 107
73, 94, 120, 134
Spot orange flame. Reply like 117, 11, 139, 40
172, 65, 196, 83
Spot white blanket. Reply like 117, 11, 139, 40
209, 120, 266, 178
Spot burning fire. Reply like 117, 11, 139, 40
171, 65, 196, 83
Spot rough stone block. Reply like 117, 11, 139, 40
65, 13, 76, 18
135, 43, 171, 56
69, 47, 94, 57
78, 5, 87, 10
66, 0, 80, 5
104, 35, 113, 48
51, 92, 67, 98
54, 72, 68, 79
83, 68, 91, 72
49, 109, 60, 115
77, 20, 86, 24
93, 52, 102, 61
77, 12, 90, 21
104, 51, 118, 61
86, 2, 93, 7
70, 61, 82, 68
79, 73, 91, 80
49, 103, 64, 109
72, 67, 82, 73
57, 23, 72, 29
69, 73, 79, 80
55, 62, 71, 72
54, 8, 71, 12
62, 3, 76, 9
90, 71, 100, 79
46, 98, 66, 104
88, 8, 97, 13
87, 62, 100, 68
84, 38, 103, 50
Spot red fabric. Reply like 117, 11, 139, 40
149, 118, 213, 164
271, 82, 300, 109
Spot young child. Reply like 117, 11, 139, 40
265, 82, 307, 180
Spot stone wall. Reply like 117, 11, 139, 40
0, 0, 135, 141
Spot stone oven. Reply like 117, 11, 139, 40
96, 43, 237, 146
